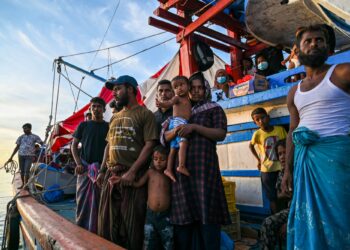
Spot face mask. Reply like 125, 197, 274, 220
258, 61, 269, 71
216, 76, 227, 84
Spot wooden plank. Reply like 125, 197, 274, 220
176, 0, 235, 41
163, 0, 183, 10
149, 17, 231, 52
178, 0, 246, 33
154, 8, 248, 49
12, 174, 124, 250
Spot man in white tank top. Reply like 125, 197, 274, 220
282, 25, 350, 250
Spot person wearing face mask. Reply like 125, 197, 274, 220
256, 54, 274, 76
214, 69, 231, 97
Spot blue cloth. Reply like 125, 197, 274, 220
287, 127, 350, 250
169, 117, 187, 149
43, 184, 64, 203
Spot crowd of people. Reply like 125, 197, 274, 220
6, 24, 350, 250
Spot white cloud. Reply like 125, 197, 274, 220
17, 30, 51, 60
121, 2, 160, 37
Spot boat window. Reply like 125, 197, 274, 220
319, 4, 350, 32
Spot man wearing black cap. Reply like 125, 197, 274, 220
97, 75, 158, 249
6, 123, 43, 188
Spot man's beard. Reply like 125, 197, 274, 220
298, 48, 328, 68
115, 93, 129, 107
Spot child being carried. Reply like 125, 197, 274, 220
156, 76, 192, 182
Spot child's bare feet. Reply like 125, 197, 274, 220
164, 169, 176, 182
177, 165, 190, 176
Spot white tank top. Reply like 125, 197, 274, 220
294, 64, 350, 137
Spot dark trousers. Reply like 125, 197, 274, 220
174, 223, 220, 250
18, 155, 33, 177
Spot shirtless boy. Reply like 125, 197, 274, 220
109, 145, 173, 250
156, 75, 192, 182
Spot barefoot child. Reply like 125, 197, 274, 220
249, 107, 287, 214
109, 145, 173, 250
156, 76, 192, 182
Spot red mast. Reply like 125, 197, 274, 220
149, 0, 266, 78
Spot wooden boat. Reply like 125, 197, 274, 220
6, 1, 350, 249
245, 0, 350, 49
8, 174, 124, 249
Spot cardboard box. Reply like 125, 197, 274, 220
229, 74, 269, 98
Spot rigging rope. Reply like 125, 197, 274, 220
63, 65, 78, 106
59, 31, 167, 58
91, 36, 175, 72
88, 0, 121, 70
74, 76, 85, 112
53, 64, 62, 127
60, 72, 93, 98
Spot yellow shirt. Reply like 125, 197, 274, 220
251, 126, 287, 172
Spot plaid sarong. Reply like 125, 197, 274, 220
76, 161, 101, 233
170, 101, 231, 225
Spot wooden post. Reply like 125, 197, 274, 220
228, 29, 243, 81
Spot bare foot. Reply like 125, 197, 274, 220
164, 169, 176, 182
177, 165, 190, 176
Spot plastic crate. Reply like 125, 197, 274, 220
222, 210, 241, 241
222, 180, 237, 213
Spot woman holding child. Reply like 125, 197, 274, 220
163, 72, 231, 249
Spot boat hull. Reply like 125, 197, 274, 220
12, 173, 124, 250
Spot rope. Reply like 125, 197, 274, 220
1, 160, 18, 175
74, 76, 85, 112
59, 31, 167, 58
88, 0, 121, 70
91, 36, 175, 72
53, 64, 62, 126
60, 72, 93, 98
63, 65, 78, 106
191, 0, 216, 17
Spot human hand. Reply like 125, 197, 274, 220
281, 170, 293, 197
96, 173, 105, 188
75, 164, 84, 175
257, 162, 261, 171
120, 170, 136, 186
177, 124, 195, 137
108, 175, 121, 187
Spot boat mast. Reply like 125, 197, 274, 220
54, 57, 107, 83
149, 0, 266, 77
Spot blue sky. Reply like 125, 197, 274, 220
0, 0, 184, 164
0, 0, 233, 165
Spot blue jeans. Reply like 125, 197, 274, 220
144, 208, 173, 250
18, 155, 34, 177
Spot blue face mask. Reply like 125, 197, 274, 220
216, 76, 227, 84
258, 61, 269, 71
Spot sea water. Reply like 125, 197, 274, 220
0, 171, 15, 246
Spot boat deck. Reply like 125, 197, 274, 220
46, 197, 76, 224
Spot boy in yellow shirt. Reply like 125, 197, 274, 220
249, 107, 287, 214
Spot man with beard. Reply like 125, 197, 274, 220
282, 24, 350, 249
154, 79, 174, 134
97, 75, 158, 250
71, 97, 109, 233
